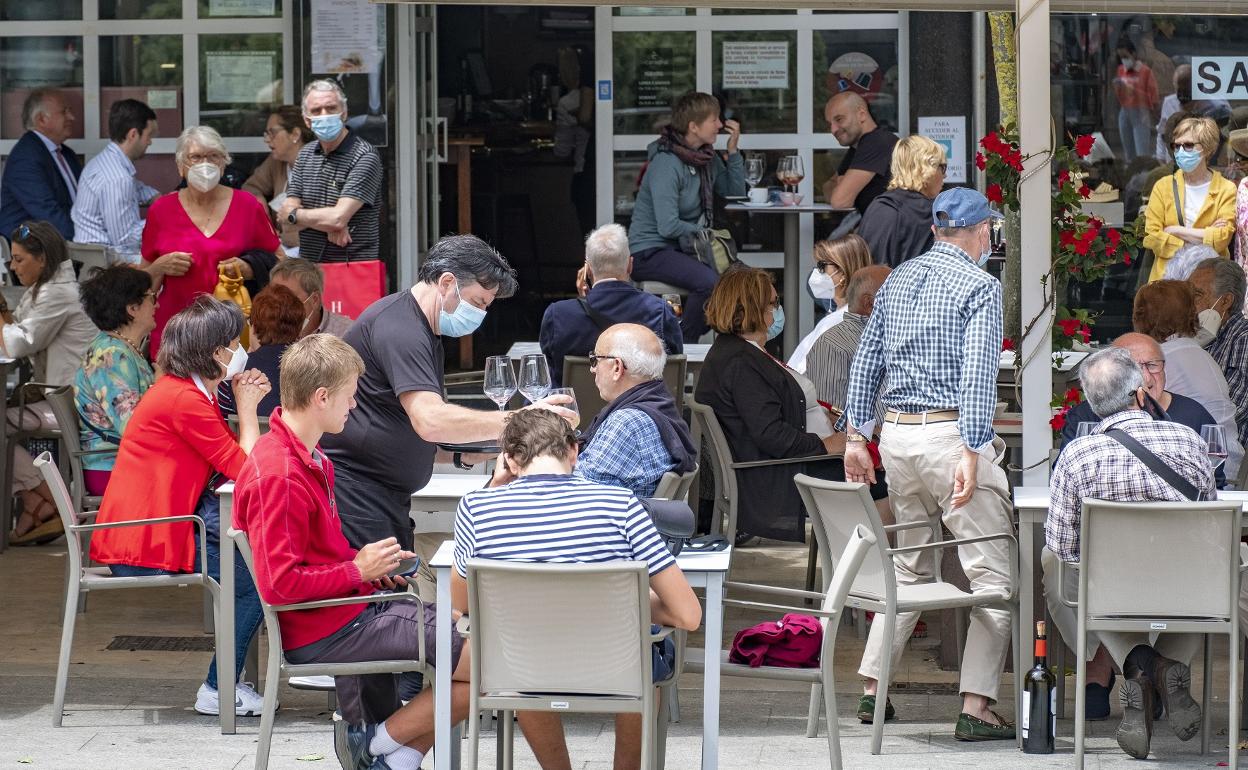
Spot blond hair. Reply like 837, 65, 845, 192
888, 135, 946, 193
813, 234, 874, 278
1173, 116, 1221, 161
279, 333, 365, 410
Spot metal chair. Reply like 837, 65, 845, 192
0, 380, 64, 551
227, 414, 271, 435
562, 355, 688, 426
66, 242, 113, 280
652, 464, 698, 502
41, 385, 109, 516
1057, 498, 1245, 769
228, 527, 438, 770
462, 559, 680, 770
794, 473, 1022, 756
36, 452, 222, 727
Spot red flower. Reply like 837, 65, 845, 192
1106, 228, 1121, 246
1058, 169, 1071, 186
1079, 326, 1091, 343
1005, 150, 1024, 171
1059, 229, 1077, 247
986, 183, 1004, 204
1002, 337, 1015, 352
1050, 411, 1067, 431
981, 131, 1003, 153
1075, 134, 1096, 158
1073, 240, 1091, 256
1079, 226, 1098, 243
1123, 252, 1132, 266
1088, 217, 1103, 230
1078, 184, 1092, 199
1057, 318, 1081, 337
1064, 387, 1082, 406
975, 152, 986, 171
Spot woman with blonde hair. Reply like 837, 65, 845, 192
1143, 115, 1236, 282
857, 134, 947, 268
789, 233, 875, 372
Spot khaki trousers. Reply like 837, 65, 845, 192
857, 420, 1015, 702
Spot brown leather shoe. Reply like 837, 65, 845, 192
1153, 656, 1201, 741
1116, 671, 1155, 759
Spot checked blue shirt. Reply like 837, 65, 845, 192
844, 240, 1003, 453
574, 407, 677, 498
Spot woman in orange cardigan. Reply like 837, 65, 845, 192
89, 296, 272, 717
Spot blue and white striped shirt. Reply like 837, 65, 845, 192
71, 142, 159, 263
453, 474, 676, 579
574, 408, 676, 498
844, 240, 1003, 453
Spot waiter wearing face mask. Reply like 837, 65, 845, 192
277, 79, 382, 263
320, 235, 576, 555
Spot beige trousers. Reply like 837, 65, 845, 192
857, 420, 1015, 702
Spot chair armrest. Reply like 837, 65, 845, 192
883, 519, 939, 534
455, 614, 471, 638
730, 453, 841, 470
725, 580, 824, 602
887, 531, 1016, 555
272, 587, 422, 614
72, 448, 116, 457
79, 510, 99, 521
723, 597, 837, 620
72, 514, 203, 533
649, 625, 677, 642
1056, 557, 1080, 609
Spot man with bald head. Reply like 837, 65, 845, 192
822, 91, 898, 215
574, 323, 696, 497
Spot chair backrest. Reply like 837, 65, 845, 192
794, 473, 895, 602
1080, 498, 1242, 620
227, 414, 271, 435
42, 385, 90, 510
228, 527, 287, 653
465, 559, 652, 698
563, 354, 689, 426
653, 463, 698, 501
66, 242, 111, 281
687, 399, 738, 538
819, 524, 879, 623
34, 451, 86, 571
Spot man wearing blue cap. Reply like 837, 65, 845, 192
841, 187, 1017, 741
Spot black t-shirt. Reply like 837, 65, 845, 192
321, 290, 443, 492
837, 127, 898, 215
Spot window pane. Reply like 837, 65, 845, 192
99, 0, 180, 20
614, 7, 693, 16
0, 37, 85, 139
713, 31, 797, 134
99, 36, 184, 141
199, 0, 282, 19
612, 32, 695, 135
199, 34, 283, 138
2, 0, 81, 21
812, 29, 900, 134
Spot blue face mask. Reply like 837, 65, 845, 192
309, 113, 345, 142
439, 279, 487, 337
1174, 147, 1203, 173
766, 305, 785, 341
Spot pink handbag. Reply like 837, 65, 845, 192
728, 613, 823, 668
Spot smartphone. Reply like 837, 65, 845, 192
387, 556, 421, 579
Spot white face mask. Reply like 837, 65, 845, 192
187, 162, 222, 193
1198, 307, 1223, 339
808, 268, 838, 300
219, 343, 248, 380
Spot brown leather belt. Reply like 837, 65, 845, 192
884, 409, 959, 425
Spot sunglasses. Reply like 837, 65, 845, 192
816, 260, 843, 274
1171, 141, 1199, 152
15, 224, 31, 241
588, 353, 622, 369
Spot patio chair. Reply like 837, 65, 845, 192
228, 527, 438, 770
562, 354, 687, 425
1055, 498, 1244, 769
41, 385, 109, 517
652, 464, 698, 502
0, 379, 64, 551
793, 473, 1023, 756
36, 452, 222, 727
66, 242, 112, 280
461, 559, 681, 770
227, 414, 271, 435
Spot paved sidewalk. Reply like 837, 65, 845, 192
1, 541, 1241, 769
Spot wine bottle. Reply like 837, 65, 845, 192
1022, 620, 1056, 754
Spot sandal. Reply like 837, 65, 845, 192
12, 515, 63, 546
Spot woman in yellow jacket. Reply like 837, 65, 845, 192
1143, 115, 1236, 282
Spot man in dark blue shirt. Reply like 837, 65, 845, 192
540, 223, 682, 386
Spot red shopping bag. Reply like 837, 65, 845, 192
318, 260, 387, 319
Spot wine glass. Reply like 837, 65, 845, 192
1201, 424, 1228, 470
518, 354, 551, 404
662, 293, 683, 317
483, 355, 516, 411
776, 156, 793, 193
1075, 421, 1097, 438
550, 387, 580, 423
787, 155, 805, 192
745, 155, 765, 188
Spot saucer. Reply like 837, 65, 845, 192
743, 201, 774, 208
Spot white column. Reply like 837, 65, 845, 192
1018, 0, 1052, 487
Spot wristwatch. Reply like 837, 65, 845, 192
845, 431, 869, 444
287, 208, 298, 225
453, 452, 474, 471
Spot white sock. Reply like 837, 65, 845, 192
369, 721, 403, 756
384, 745, 425, 770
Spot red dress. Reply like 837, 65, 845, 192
141, 189, 279, 358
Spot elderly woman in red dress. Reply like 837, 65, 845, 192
141, 125, 280, 359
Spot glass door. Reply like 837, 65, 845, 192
395, 3, 441, 287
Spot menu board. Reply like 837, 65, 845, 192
637, 48, 674, 108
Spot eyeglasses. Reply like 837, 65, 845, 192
816, 260, 843, 275
143, 290, 157, 301
768, 296, 781, 309
1171, 141, 1199, 152
186, 152, 225, 165
262, 128, 283, 139
588, 353, 622, 370
936, 163, 948, 173
1138, 359, 1165, 374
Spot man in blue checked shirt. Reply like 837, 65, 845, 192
842, 187, 1017, 741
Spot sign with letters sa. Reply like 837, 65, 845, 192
1193, 57, 1248, 100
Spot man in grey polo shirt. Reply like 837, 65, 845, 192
279, 80, 382, 262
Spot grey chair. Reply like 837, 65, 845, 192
227, 414, 271, 435
1056, 498, 1245, 769
461, 559, 680, 770
66, 242, 112, 280
36, 452, 222, 727
794, 473, 1022, 755
41, 385, 109, 516
652, 464, 698, 502
228, 527, 437, 770
562, 354, 688, 426
0, 380, 64, 550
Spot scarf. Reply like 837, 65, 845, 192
656, 125, 716, 223
579, 379, 696, 475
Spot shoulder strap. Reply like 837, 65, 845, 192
577, 297, 615, 331
1104, 428, 1201, 501
1172, 174, 1185, 227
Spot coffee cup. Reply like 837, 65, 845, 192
748, 187, 768, 204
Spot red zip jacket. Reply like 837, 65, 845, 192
233, 408, 370, 650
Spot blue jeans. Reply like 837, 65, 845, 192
110, 490, 263, 691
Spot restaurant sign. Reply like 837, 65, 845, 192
1193, 57, 1248, 100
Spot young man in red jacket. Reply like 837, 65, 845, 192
233, 333, 470, 770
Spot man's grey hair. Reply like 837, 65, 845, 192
174, 125, 232, 168
270, 258, 325, 296
1193, 256, 1247, 315
1164, 244, 1220, 280
1080, 347, 1144, 419
417, 234, 518, 298
846, 266, 889, 315
302, 79, 348, 114
156, 296, 245, 381
584, 224, 630, 277
22, 89, 60, 131
605, 326, 666, 380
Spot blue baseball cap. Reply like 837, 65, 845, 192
931, 187, 1005, 228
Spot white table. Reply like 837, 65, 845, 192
507, 341, 710, 365
429, 540, 732, 770
409, 474, 491, 534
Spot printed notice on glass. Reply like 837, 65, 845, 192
311, 0, 380, 74
637, 49, 674, 109
206, 51, 276, 105
918, 116, 966, 183
208, 0, 275, 16
722, 42, 789, 90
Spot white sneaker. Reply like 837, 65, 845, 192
289, 675, 336, 690
194, 681, 270, 716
